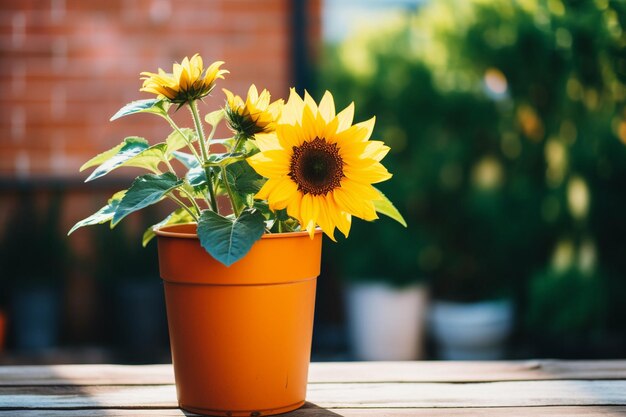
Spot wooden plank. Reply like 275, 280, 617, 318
309, 380, 626, 408
308, 360, 626, 383
0, 364, 174, 386
1, 380, 625, 409
0, 412, 199, 417
1, 406, 626, 416
2, 361, 625, 386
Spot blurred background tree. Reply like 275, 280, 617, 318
320, 0, 626, 356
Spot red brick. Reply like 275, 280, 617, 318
0, 0, 321, 181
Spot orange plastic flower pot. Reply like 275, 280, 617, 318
155, 224, 322, 417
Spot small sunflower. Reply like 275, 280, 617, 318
247, 89, 392, 239
223, 84, 283, 138
140, 54, 228, 104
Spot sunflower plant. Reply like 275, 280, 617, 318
69, 54, 405, 266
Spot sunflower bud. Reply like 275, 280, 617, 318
140, 54, 228, 104
223, 85, 283, 139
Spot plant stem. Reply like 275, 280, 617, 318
189, 100, 219, 213
162, 120, 211, 207
232, 133, 247, 153
167, 193, 199, 222
164, 159, 177, 176
179, 187, 202, 216
220, 165, 241, 217
164, 115, 202, 163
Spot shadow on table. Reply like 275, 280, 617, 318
282, 402, 344, 417
179, 402, 343, 417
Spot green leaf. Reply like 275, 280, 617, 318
206, 152, 246, 167
165, 128, 196, 156
187, 165, 208, 187
142, 208, 195, 247
110, 99, 170, 121
112, 173, 183, 226
181, 180, 206, 199
211, 138, 235, 147
84, 137, 150, 182
67, 191, 126, 235
80, 142, 125, 172
126, 143, 167, 173
172, 151, 199, 169
205, 109, 225, 127
252, 198, 269, 213
227, 160, 264, 194
373, 188, 407, 227
197, 208, 266, 266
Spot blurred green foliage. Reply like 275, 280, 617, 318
527, 239, 608, 337
319, 0, 626, 332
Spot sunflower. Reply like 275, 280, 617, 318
247, 89, 392, 239
140, 54, 228, 104
223, 84, 283, 138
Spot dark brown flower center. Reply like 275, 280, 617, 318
289, 137, 344, 196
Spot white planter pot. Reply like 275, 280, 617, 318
429, 299, 513, 360
346, 282, 429, 360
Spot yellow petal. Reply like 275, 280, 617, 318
255, 177, 281, 201
281, 88, 305, 125
267, 99, 284, 120
344, 162, 392, 184
276, 123, 305, 149
247, 84, 259, 103
313, 196, 335, 241
300, 105, 317, 141
314, 111, 327, 139
268, 178, 298, 210
223, 88, 235, 107
320, 116, 339, 142
300, 193, 319, 230
336, 211, 352, 238
340, 178, 381, 200
254, 133, 282, 151
247, 150, 290, 178
327, 194, 352, 238
176, 63, 190, 90
318, 91, 336, 123
333, 183, 379, 221
205, 61, 226, 82
336, 102, 355, 133
303, 90, 319, 115
256, 88, 271, 110
305, 220, 317, 238
354, 116, 376, 141
363, 141, 390, 161
189, 54, 203, 79
286, 190, 303, 220
337, 137, 369, 157
332, 124, 366, 148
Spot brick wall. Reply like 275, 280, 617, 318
0, 0, 320, 179
0, 0, 321, 352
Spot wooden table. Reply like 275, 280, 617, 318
0, 360, 625, 416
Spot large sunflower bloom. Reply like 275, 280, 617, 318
247, 89, 392, 239
140, 54, 228, 104
223, 84, 283, 138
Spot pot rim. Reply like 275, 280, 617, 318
154, 222, 321, 240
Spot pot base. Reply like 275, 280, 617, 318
181, 400, 305, 417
